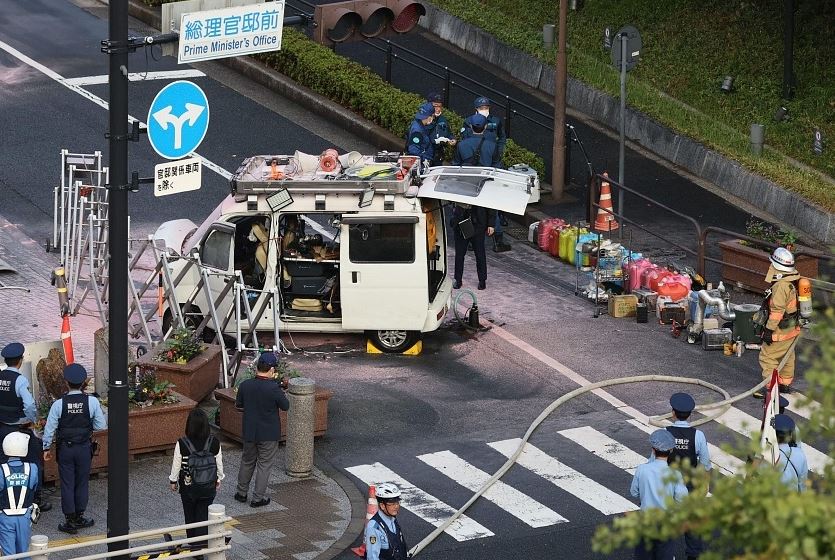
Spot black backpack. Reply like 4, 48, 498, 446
183, 436, 217, 498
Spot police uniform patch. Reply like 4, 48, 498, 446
411, 134, 421, 144
370, 536, 377, 545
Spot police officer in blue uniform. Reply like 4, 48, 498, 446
460, 96, 507, 163
406, 102, 436, 163
42, 364, 107, 534
0, 431, 39, 557
774, 414, 808, 492
364, 483, 407, 560
425, 92, 456, 166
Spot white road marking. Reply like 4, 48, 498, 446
488, 439, 639, 515
627, 419, 743, 476
0, 39, 231, 181
63, 69, 206, 86
716, 407, 831, 473
782, 393, 820, 420
345, 462, 494, 541
417, 450, 567, 528
558, 426, 646, 475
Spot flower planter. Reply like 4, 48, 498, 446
214, 386, 332, 443
43, 391, 196, 482
718, 239, 819, 293
138, 345, 223, 403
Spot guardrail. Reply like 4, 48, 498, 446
0, 505, 231, 560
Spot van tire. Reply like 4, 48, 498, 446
367, 330, 420, 353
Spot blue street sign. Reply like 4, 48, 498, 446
147, 80, 210, 160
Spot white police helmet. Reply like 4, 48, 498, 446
376, 483, 401, 501
770, 247, 796, 273
2, 431, 30, 458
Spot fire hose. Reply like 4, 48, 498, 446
407, 333, 802, 557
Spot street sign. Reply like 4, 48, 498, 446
154, 157, 202, 197
147, 80, 210, 160
178, 1, 285, 64
611, 25, 642, 72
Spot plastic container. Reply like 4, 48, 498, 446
559, 226, 577, 262
548, 222, 566, 257
576, 232, 597, 268
640, 264, 659, 290
688, 290, 719, 320
656, 274, 691, 300
627, 258, 652, 293
538, 218, 564, 251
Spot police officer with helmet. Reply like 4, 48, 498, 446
773, 414, 808, 492
460, 96, 507, 163
365, 482, 408, 560
0, 431, 40, 557
406, 102, 436, 164
42, 363, 107, 534
425, 92, 456, 166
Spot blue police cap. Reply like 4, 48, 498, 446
415, 102, 434, 120
63, 363, 87, 385
473, 96, 491, 109
649, 429, 676, 452
774, 414, 795, 433
779, 396, 789, 410
670, 392, 695, 413
469, 114, 488, 129
426, 92, 443, 104
257, 352, 278, 369
1, 342, 24, 359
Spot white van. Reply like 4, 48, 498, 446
152, 151, 532, 352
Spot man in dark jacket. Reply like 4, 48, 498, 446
449, 175, 496, 291
234, 352, 289, 508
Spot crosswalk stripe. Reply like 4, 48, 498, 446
782, 393, 819, 420
417, 450, 568, 528
627, 419, 743, 476
346, 463, 494, 541
558, 426, 647, 475
716, 407, 831, 473
488, 439, 639, 515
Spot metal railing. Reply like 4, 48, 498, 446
0, 504, 231, 560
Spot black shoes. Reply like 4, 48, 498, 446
779, 384, 792, 394
754, 385, 792, 399
250, 498, 271, 508
492, 242, 511, 252
73, 512, 95, 529
58, 517, 78, 534
37, 500, 52, 512
453, 280, 462, 289
478, 281, 486, 290
234, 492, 248, 503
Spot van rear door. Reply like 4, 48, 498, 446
339, 215, 428, 330
416, 166, 533, 215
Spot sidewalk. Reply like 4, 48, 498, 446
0, 213, 364, 560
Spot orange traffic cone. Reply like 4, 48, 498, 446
351, 485, 378, 557
593, 172, 619, 232
61, 315, 75, 364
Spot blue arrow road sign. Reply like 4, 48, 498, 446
147, 80, 209, 160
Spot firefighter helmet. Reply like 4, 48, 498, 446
2, 431, 30, 458
770, 247, 796, 273
375, 483, 401, 502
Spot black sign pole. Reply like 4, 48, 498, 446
618, 31, 627, 228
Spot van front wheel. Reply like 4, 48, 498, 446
367, 330, 420, 353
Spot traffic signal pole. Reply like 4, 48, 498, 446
105, 0, 130, 556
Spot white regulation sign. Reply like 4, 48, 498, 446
178, 2, 285, 64
155, 157, 202, 197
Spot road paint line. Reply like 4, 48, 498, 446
716, 407, 831, 473
558, 426, 646, 475
782, 393, 820, 420
0, 39, 231, 181
488, 438, 638, 515
64, 70, 206, 86
417, 450, 567, 528
627, 419, 742, 476
346, 462, 494, 541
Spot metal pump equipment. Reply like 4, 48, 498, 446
686, 286, 736, 344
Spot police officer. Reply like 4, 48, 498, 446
42, 364, 107, 534
460, 96, 507, 163
0, 431, 39, 557
425, 92, 456, 166
758, 247, 802, 394
665, 392, 710, 560
365, 482, 408, 560
773, 414, 808, 492
630, 429, 688, 560
406, 102, 436, 164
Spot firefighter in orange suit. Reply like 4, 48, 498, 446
758, 247, 802, 393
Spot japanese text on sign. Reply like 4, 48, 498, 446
178, 2, 285, 64
155, 157, 203, 197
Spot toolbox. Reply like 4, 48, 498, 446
608, 294, 639, 318
703, 327, 733, 350
658, 303, 686, 325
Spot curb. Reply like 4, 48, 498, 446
314, 453, 367, 560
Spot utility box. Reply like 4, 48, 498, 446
608, 294, 638, 318
703, 328, 733, 350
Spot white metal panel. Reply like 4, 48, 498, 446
417, 166, 532, 216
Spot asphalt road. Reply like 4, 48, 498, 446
0, 3, 822, 560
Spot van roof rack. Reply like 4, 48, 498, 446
230, 153, 420, 195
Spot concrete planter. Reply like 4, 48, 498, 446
138, 345, 223, 403
718, 239, 819, 293
214, 386, 332, 443
44, 391, 196, 482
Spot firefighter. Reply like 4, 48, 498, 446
757, 247, 803, 395
365, 482, 408, 560
0, 431, 39, 557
